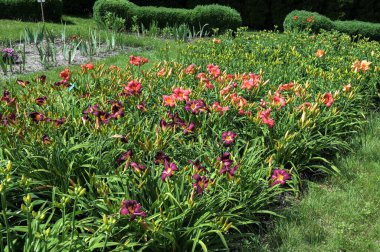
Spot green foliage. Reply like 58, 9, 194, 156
283, 10, 335, 33
104, 11, 126, 32
93, 0, 242, 33
62, 0, 96, 16
284, 10, 380, 41
0, 0, 62, 22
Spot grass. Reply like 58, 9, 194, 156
254, 114, 380, 251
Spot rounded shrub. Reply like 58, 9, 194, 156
93, 0, 242, 33
283, 10, 335, 33
62, 0, 96, 16
335, 20, 380, 41
0, 0, 62, 22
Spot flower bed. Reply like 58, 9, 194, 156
0, 30, 379, 250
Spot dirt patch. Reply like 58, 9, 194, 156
0, 39, 140, 78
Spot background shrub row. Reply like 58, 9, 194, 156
117, 0, 380, 30
0, 0, 62, 22
284, 10, 380, 41
93, 0, 242, 32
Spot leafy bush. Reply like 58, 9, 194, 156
62, 0, 96, 16
93, 0, 242, 33
104, 11, 126, 31
284, 10, 380, 41
284, 10, 335, 33
0, 0, 62, 22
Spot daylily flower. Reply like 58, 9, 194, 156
352, 59, 371, 73
97, 111, 112, 124
167, 112, 186, 128
272, 92, 286, 108
136, 101, 147, 112
1, 90, 16, 106
130, 162, 146, 173
183, 122, 195, 135
189, 160, 207, 173
259, 108, 275, 128
161, 160, 178, 181
116, 150, 133, 165
38, 75, 47, 83
2, 113, 16, 126
278, 82, 294, 92
192, 174, 209, 195
343, 84, 352, 92
17, 79, 30, 87
220, 85, 233, 95
120, 200, 147, 220
160, 119, 169, 131
221, 131, 237, 146
157, 67, 166, 77
292, 16, 298, 20
271, 169, 291, 186
81, 62, 94, 72
162, 95, 176, 107
203, 78, 214, 89
315, 49, 325, 58
129, 55, 148, 66
323, 92, 334, 107
207, 64, 221, 78
211, 102, 229, 115
59, 68, 71, 81
36, 96, 47, 106
184, 100, 208, 114
230, 93, 247, 108
122, 80, 142, 96
212, 38, 221, 44
53, 118, 66, 127
241, 73, 260, 90
218, 153, 239, 179
259, 99, 267, 107
42, 135, 51, 145
173, 87, 191, 101
29, 112, 44, 123
185, 64, 196, 75
155, 151, 170, 165
110, 101, 124, 119
196, 72, 207, 80
298, 102, 312, 110
218, 152, 233, 168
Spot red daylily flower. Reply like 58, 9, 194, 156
184, 100, 208, 114
278, 82, 294, 92
211, 102, 229, 115
241, 73, 260, 90
185, 64, 196, 75
323, 92, 334, 107
272, 92, 286, 108
207, 64, 221, 79
162, 94, 176, 107
130, 162, 146, 173
129, 55, 148, 66
122, 80, 142, 96
172, 87, 191, 101
259, 108, 275, 128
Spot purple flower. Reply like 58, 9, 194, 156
116, 150, 133, 165
120, 200, 147, 220
136, 101, 147, 112
130, 162, 146, 173
30, 112, 44, 123
184, 100, 208, 114
109, 101, 124, 119
271, 169, 291, 186
218, 152, 239, 179
155, 151, 170, 165
221, 131, 237, 146
183, 122, 195, 135
161, 160, 178, 181
189, 160, 207, 173
36, 96, 47, 106
192, 174, 209, 195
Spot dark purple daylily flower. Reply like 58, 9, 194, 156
120, 200, 147, 220
189, 160, 207, 173
192, 174, 209, 195
42, 134, 51, 145
30, 112, 44, 123
36, 96, 47, 106
161, 160, 178, 181
160, 119, 168, 131
97, 111, 111, 124
218, 152, 239, 179
1, 90, 16, 106
168, 112, 186, 127
53, 118, 66, 127
109, 100, 124, 119
155, 151, 170, 165
136, 101, 147, 112
221, 131, 237, 146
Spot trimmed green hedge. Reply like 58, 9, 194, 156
0, 0, 62, 22
62, 0, 95, 16
93, 0, 242, 32
284, 10, 380, 41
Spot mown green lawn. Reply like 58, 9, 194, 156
256, 114, 380, 251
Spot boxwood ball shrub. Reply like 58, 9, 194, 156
0, 0, 62, 22
93, 0, 242, 32
284, 10, 380, 41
